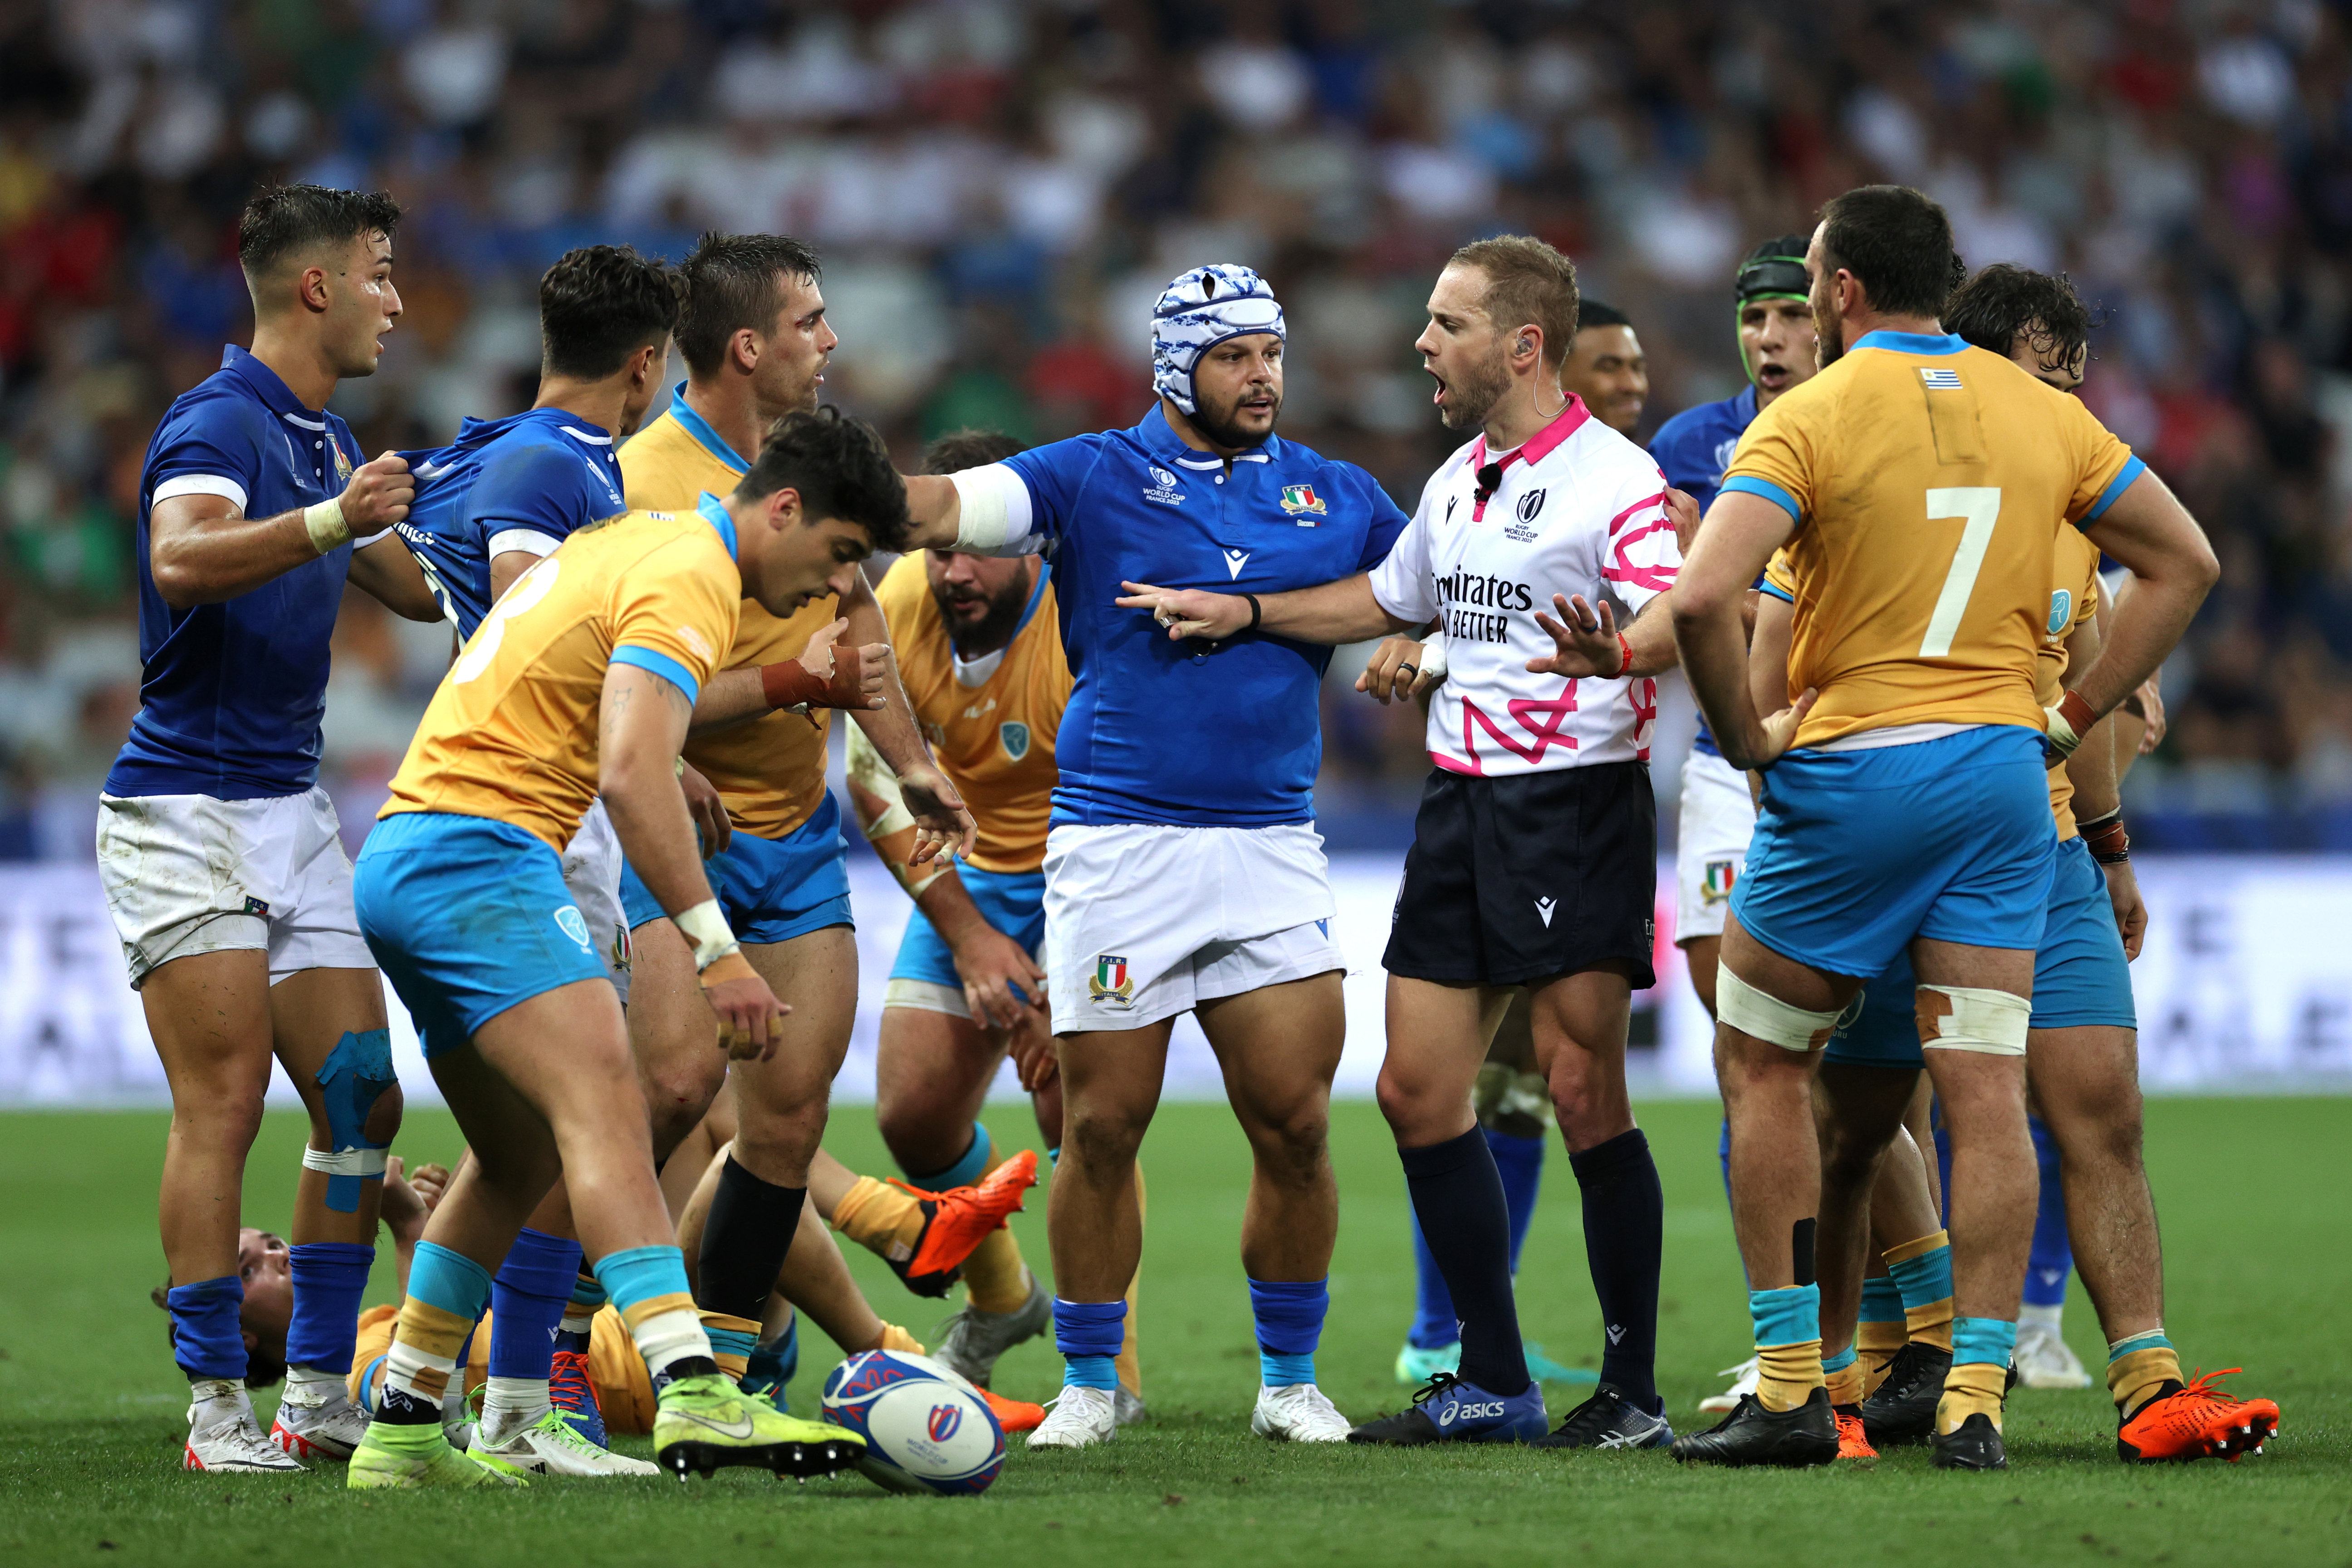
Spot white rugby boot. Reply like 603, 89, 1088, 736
1251, 1382, 1352, 1443
270, 1371, 371, 1461
1026, 1385, 1117, 1450
186, 1381, 306, 1474
2013, 1322, 2093, 1389
1699, 1356, 1759, 1415
470, 1405, 660, 1476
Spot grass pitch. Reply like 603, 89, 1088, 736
1, 1098, 2344, 1567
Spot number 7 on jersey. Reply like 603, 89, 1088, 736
1918, 487, 2001, 659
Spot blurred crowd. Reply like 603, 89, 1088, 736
5, 0, 2352, 858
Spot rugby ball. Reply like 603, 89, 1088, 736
819, 1349, 1005, 1495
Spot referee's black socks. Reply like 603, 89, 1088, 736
1571, 1126, 1664, 1412
697, 1154, 806, 1325
1399, 1127, 1531, 1397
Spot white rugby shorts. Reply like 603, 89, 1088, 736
1675, 750, 1756, 946
96, 786, 373, 988
560, 799, 632, 1002
1044, 821, 1342, 1034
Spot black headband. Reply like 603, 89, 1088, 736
1737, 255, 1809, 305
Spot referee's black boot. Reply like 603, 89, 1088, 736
1858, 1341, 1952, 1448
1931, 1412, 2009, 1471
1669, 1386, 1838, 1468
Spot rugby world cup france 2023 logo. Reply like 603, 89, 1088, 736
927, 1402, 965, 1444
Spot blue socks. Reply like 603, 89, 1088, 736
167, 1276, 249, 1382
1954, 1315, 2018, 1369
1056, 1298, 1125, 1391
1249, 1277, 1328, 1387
2024, 1116, 2073, 1309
284, 1241, 374, 1373
490, 1228, 583, 1382
907, 1122, 993, 1190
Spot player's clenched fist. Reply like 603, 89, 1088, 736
339, 450, 415, 531
700, 951, 791, 1062
760, 617, 889, 719
1357, 635, 1444, 704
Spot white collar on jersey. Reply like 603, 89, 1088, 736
1171, 452, 1269, 468
951, 646, 1007, 687
278, 410, 327, 432
559, 425, 613, 446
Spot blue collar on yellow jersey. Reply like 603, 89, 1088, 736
666, 382, 750, 472
1851, 330, 1967, 356
695, 490, 739, 557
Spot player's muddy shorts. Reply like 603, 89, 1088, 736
98, 785, 372, 987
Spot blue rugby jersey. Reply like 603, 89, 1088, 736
397, 408, 627, 638
986, 405, 1408, 828
1648, 383, 1761, 759
107, 347, 372, 799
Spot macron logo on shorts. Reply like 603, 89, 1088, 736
1534, 896, 1557, 927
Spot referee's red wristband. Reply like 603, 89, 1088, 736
1615, 631, 1634, 678
760, 660, 825, 709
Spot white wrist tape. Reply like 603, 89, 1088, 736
1418, 632, 1449, 684
949, 464, 1039, 555
1716, 964, 1848, 1052
304, 496, 351, 554
673, 898, 740, 972
1915, 984, 2030, 1056
302, 1145, 388, 1181
846, 725, 948, 895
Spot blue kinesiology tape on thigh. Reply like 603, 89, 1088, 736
311, 1028, 397, 1212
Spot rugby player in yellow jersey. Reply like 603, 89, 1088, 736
611, 233, 979, 1387
1667, 185, 2220, 1472
1780, 265, 2278, 1465
343, 407, 916, 1488
848, 430, 1147, 1414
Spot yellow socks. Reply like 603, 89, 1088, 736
2107, 1336, 2183, 1418
961, 1233, 1030, 1315
1823, 1354, 1865, 1408
696, 1309, 761, 1382
1884, 1229, 1955, 1352
831, 1176, 925, 1266
1936, 1359, 2007, 1434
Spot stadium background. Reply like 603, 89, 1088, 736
2, 0, 2350, 1101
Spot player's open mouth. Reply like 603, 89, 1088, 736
1427, 372, 1448, 406
1755, 362, 1790, 389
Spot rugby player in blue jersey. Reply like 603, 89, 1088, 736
391, 244, 686, 1478
897, 265, 1409, 1447
98, 184, 443, 1472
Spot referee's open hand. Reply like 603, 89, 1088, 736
1528, 593, 1625, 677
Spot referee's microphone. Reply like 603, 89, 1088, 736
1473, 463, 1503, 504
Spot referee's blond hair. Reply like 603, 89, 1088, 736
1449, 235, 1581, 369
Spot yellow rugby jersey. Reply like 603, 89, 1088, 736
380, 505, 740, 851
1724, 332, 2141, 750
872, 553, 1069, 874
619, 387, 841, 839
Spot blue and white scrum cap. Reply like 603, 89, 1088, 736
1150, 264, 1286, 416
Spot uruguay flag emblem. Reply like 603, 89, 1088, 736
1000, 720, 1031, 761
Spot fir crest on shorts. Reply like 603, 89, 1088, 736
1088, 954, 1136, 1007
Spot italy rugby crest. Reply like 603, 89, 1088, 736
1088, 954, 1136, 1007
1279, 484, 1327, 521
1701, 860, 1737, 906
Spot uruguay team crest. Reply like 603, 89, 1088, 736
1279, 484, 1327, 519
554, 905, 592, 950
1701, 860, 1737, 906
1000, 720, 1031, 761
1088, 954, 1136, 1007
2047, 588, 2073, 637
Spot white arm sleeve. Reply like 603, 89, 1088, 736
949, 463, 1044, 557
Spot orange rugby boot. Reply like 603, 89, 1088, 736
2117, 1369, 2280, 1464
1834, 1406, 1877, 1460
891, 1149, 1041, 1297
980, 1388, 1047, 1433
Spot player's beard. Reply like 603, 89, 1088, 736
1191, 380, 1281, 450
1811, 274, 1845, 369
1437, 339, 1512, 432
937, 575, 1029, 658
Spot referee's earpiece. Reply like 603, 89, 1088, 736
1517, 335, 1534, 356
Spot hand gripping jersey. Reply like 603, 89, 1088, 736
960, 405, 1409, 826
397, 408, 628, 638
619, 384, 841, 839
1722, 330, 2142, 751
1367, 397, 1681, 776
108, 346, 379, 799
871, 555, 1069, 874
378, 501, 741, 851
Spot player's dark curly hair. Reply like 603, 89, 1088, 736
1817, 184, 1955, 321
538, 245, 685, 381
152, 1282, 284, 1389
237, 184, 401, 282
676, 233, 823, 379
921, 428, 1026, 475
737, 406, 911, 552
1944, 263, 2101, 379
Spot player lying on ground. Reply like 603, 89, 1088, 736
106, 182, 446, 1475
1125, 237, 1688, 1451
606, 235, 975, 1402
1669, 184, 2218, 1473
897, 264, 1413, 1448
1784, 263, 2277, 1465
849, 428, 1147, 1414
346, 408, 916, 1490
